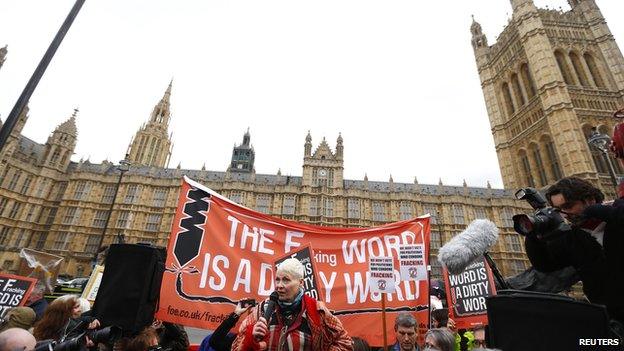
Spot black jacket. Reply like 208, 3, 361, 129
525, 202, 624, 323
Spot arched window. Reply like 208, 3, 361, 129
502, 83, 516, 117
531, 144, 548, 186
544, 139, 563, 180
570, 52, 590, 87
555, 50, 573, 85
584, 53, 605, 88
519, 150, 535, 187
520, 64, 536, 98
511, 73, 526, 106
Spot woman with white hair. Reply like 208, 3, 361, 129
232, 258, 352, 351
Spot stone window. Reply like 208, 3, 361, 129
102, 184, 116, 204
256, 194, 271, 214
423, 204, 438, 224
324, 198, 334, 217
124, 184, 140, 204
52, 232, 73, 251
309, 197, 319, 216
372, 202, 386, 222
452, 204, 465, 225
145, 214, 162, 232
92, 210, 108, 228
62, 207, 80, 225
153, 188, 168, 207
399, 201, 412, 220
347, 198, 360, 219
282, 195, 295, 215
8, 201, 22, 219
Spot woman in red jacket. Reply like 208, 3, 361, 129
232, 258, 352, 351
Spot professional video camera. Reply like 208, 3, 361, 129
34, 326, 122, 351
512, 187, 570, 238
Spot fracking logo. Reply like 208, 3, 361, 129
173, 187, 210, 268
377, 280, 387, 290
408, 267, 418, 279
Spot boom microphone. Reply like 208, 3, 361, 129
438, 219, 499, 274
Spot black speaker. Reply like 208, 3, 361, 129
92, 244, 166, 335
487, 290, 611, 351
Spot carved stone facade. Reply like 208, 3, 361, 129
472, 0, 624, 196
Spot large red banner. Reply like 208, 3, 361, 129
156, 177, 430, 345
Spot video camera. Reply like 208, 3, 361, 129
512, 187, 570, 238
34, 326, 122, 351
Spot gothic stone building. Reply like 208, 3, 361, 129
5, 0, 624, 280
0, 81, 528, 279
472, 0, 624, 196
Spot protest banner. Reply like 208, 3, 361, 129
156, 176, 430, 345
82, 265, 105, 303
398, 244, 427, 281
443, 257, 496, 329
0, 273, 37, 318
274, 244, 324, 301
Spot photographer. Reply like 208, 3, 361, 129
524, 177, 624, 325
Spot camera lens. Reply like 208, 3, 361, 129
513, 214, 534, 235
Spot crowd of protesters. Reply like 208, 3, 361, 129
0, 257, 500, 351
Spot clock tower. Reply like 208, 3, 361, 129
302, 132, 344, 189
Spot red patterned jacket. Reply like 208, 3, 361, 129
231, 294, 352, 351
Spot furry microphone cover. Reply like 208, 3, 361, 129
438, 219, 499, 274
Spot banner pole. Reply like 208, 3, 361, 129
381, 292, 388, 351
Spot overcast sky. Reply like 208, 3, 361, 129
1, 0, 622, 189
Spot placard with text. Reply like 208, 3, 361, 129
0, 273, 37, 318
443, 257, 496, 329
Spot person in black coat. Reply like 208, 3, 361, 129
524, 177, 624, 326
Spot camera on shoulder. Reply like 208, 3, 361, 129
512, 187, 571, 239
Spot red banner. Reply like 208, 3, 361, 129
155, 177, 431, 345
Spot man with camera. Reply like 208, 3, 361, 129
523, 177, 624, 325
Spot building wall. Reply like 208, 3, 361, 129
473, 0, 624, 196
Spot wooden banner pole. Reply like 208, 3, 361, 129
381, 292, 388, 351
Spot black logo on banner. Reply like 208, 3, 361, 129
167, 187, 236, 305
173, 188, 210, 268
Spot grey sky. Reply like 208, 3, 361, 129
1, 0, 622, 189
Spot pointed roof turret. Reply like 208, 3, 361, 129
55, 108, 78, 136
305, 130, 312, 143
471, 15, 488, 49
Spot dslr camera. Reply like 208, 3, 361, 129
34, 326, 122, 351
512, 187, 570, 238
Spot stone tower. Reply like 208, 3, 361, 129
472, 0, 624, 195
302, 132, 344, 188
42, 109, 78, 172
127, 81, 174, 168
228, 128, 255, 172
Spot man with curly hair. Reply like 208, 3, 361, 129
525, 177, 624, 324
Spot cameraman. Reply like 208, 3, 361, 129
524, 177, 624, 324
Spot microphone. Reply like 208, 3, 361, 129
438, 219, 499, 274
255, 292, 279, 342
262, 291, 280, 322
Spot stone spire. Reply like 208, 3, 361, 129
126, 82, 173, 168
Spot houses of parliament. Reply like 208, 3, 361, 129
0, 0, 623, 280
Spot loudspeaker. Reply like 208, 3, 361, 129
487, 290, 611, 351
92, 244, 166, 335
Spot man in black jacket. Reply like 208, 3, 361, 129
525, 177, 624, 324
